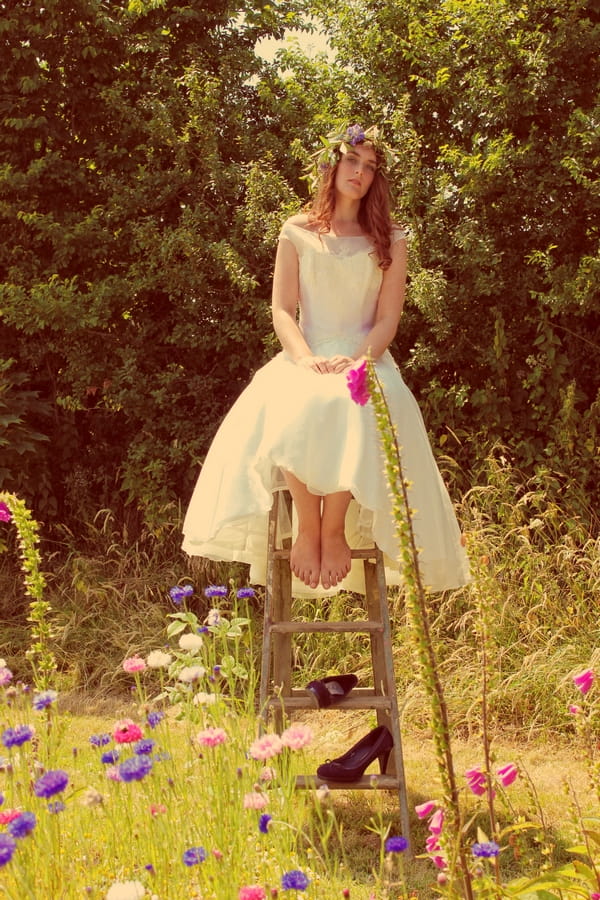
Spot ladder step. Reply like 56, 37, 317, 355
296, 774, 401, 790
269, 620, 383, 634
265, 694, 392, 711
272, 547, 380, 561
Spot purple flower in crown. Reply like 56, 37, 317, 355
346, 124, 366, 145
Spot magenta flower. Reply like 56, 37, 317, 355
346, 360, 370, 406
429, 808, 444, 835
497, 763, 518, 787
122, 656, 146, 674
113, 719, 143, 744
569, 704, 582, 714
465, 767, 487, 796
415, 800, 437, 819
0, 502, 11, 523
239, 886, 266, 900
573, 669, 594, 695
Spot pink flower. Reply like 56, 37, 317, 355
113, 719, 143, 744
429, 808, 444, 836
497, 763, 518, 787
259, 766, 277, 782
432, 855, 447, 869
212, 849, 223, 860
150, 803, 167, 816
346, 360, 370, 406
105, 765, 121, 782
0, 809, 22, 825
243, 792, 268, 810
248, 733, 283, 761
280, 724, 313, 751
573, 669, 594, 695
122, 656, 147, 673
0, 502, 11, 523
196, 727, 227, 748
426, 834, 441, 853
415, 800, 437, 819
465, 767, 487, 796
569, 704, 582, 714
239, 887, 266, 900
0, 667, 13, 687
590, 894, 600, 900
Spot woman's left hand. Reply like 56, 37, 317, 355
327, 355, 356, 374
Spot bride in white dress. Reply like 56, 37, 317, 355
182, 126, 470, 597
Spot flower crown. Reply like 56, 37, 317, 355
305, 124, 398, 191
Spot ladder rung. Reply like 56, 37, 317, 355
296, 774, 400, 790
266, 694, 392, 711
269, 620, 383, 634
272, 547, 380, 561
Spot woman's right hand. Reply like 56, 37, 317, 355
295, 355, 333, 374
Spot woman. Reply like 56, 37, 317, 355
182, 125, 470, 596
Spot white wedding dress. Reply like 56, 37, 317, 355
182, 220, 470, 596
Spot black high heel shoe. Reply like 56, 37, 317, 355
316, 725, 393, 782
306, 674, 358, 708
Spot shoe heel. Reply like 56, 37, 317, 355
379, 749, 391, 773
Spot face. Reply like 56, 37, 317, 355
334, 142, 378, 200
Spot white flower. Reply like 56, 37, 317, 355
105, 880, 145, 900
80, 786, 104, 807
193, 691, 218, 706
146, 649, 172, 669
205, 608, 222, 626
178, 665, 206, 683
0, 658, 6, 667
178, 633, 204, 652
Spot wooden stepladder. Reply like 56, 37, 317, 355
259, 489, 411, 847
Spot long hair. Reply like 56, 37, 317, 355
307, 145, 393, 270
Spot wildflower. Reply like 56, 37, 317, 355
196, 727, 227, 748
193, 691, 218, 706
281, 870, 310, 891
497, 763, 518, 786
573, 669, 594, 695
346, 360, 370, 406
429, 808, 444, 835
146, 711, 164, 729
8, 811, 36, 838
426, 834, 441, 853
33, 770, 69, 798
472, 841, 500, 858
244, 791, 268, 810
239, 887, 266, 900
236, 587, 256, 599
119, 755, 153, 782
213, 848, 223, 860
1, 724, 33, 748
258, 813, 272, 834
105, 880, 146, 899
150, 803, 167, 816
569, 704, 582, 714
105, 765, 121, 781
113, 719, 143, 744
415, 800, 437, 819
134, 739, 155, 755
465, 767, 487, 796
260, 766, 277, 782
80, 787, 104, 807
0, 502, 11, 522
183, 846, 207, 866
347, 124, 366, 144
0, 833, 16, 867
146, 650, 172, 669
122, 656, 147, 673
385, 836, 408, 853
206, 608, 222, 626
0, 809, 21, 825
204, 585, 228, 598
280, 724, 313, 750
32, 689, 58, 710
178, 665, 206, 683
249, 733, 283, 760
101, 750, 120, 765
47, 801, 66, 814
178, 633, 204, 652
0, 667, 13, 687
89, 733, 111, 747
169, 584, 194, 606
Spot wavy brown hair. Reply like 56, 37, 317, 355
307, 143, 393, 269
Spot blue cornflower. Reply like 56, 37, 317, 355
204, 585, 228, 598
119, 755, 153, 782
1, 725, 33, 748
101, 750, 120, 765
33, 769, 69, 798
32, 689, 58, 711
169, 584, 194, 606
89, 733, 111, 747
47, 801, 65, 814
347, 124, 366, 145
281, 870, 310, 891
385, 835, 408, 853
258, 813, 272, 834
8, 811, 36, 839
183, 846, 207, 866
0, 792, 4, 806
147, 711, 164, 729
134, 739, 155, 755
236, 587, 255, 599
0, 833, 17, 867
472, 841, 500, 858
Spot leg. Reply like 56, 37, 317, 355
320, 491, 352, 590
282, 471, 321, 589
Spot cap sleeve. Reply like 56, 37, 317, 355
391, 225, 407, 244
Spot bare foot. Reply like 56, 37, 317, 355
290, 530, 321, 589
320, 531, 351, 590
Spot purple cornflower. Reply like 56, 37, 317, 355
0, 502, 11, 523
281, 870, 310, 891
8, 811, 36, 839
258, 813, 272, 834
0, 667, 13, 687
472, 841, 500, 858
169, 584, 194, 606
89, 733, 111, 747
346, 124, 366, 145
118, 755, 153, 782
2, 725, 33, 748
101, 750, 120, 765
183, 846, 207, 866
134, 739, 155, 755
32, 689, 58, 711
236, 587, 255, 599
0, 833, 16, 866
385, 835, 408, 853
33, 769, 69, 798
204, 585, 228, 598
47, 801, 66, 814
147, 710, 164, 729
